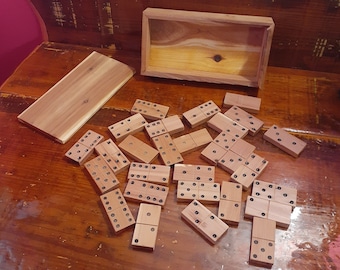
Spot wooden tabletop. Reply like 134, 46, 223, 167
1, 42, 340, 269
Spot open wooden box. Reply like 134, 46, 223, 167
141, 8, 275, 88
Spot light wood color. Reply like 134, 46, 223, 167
145, 115, 184, 138
127, 162, 171, 186
152, 133, 183, 166
173, 164, 215, 183
17, 52, 134, 144
231, 164, 258, 190
131, 99, 169, 120
177, 181, 220, 203
223, 92, 261, 114
141, 8, 274, 88
173, 128, 212, 154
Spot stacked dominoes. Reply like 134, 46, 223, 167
62, 93, 306, 260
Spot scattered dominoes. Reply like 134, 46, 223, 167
127, 162, 171, 186
224, 106, 264, 136
131, 203, 161, 250
131, 99, 169, 120
249, 217, 276, 268
95, 139, 130, 174
108, 113, 147, 141
118, 135, 159, 163
173, 128, 213, 154
218, 181, 242, 225
223, 92, 261, 114
181, 199, 229, 244
123, 179, 169, 207
84, 156, 120, 194
100, 188, 135, 233
145, 115, 184, 138
152, 133, 183, 166
207, 112, 248, 138
182, 100, 221, 128
177, 181, 220, 203
65, 130, 104, 165
173, 164, 215, 183
263, 125, 307, 157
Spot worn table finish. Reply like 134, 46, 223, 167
0, 43, 340, 269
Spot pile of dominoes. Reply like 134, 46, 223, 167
65, 92, 306, 268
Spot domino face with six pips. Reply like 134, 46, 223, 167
131, 99, 169, 120
95, 139, 130, 174
177, 181, 220, 203
224, 106, 264, 136
173, 164, 215, 183
65, 130, 104, 165
263, 125, 307, 157
182, 100, 221, 128
145, 115, 184, 138
131, 203, 161, 250
152, 133, 183, 166
128, 162, 171, 186
118, 135, 159, 164
84, 156, 120, 194
181, 199, 229, 244
100, 188, 135, 234
123, 179, 169, 207
108, 113, 147, 141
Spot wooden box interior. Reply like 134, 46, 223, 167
141, 8, 275, 88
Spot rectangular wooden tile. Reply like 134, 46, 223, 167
131, 99, 169, 120
223, 92, 261, 114
128, 162, 171, 186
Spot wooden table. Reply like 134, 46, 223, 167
1, 42, 339, 269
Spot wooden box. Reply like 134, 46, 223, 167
141, 8, 274, 88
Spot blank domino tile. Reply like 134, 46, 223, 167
267, 201, 292, 228
131, 99, 169, 120
263, 125, 307, 157
127, 162, 171, 186
123, 179, 169, 207
177, 181, 220, 203
182, 100, 221, 128
131, 203, 161, 250
173, 128, 212, 154
218, 182, 242, 224
223, 92, 261, 114
229, 139, 256, 159
207, 112, 249, 138
145, 115, 184, 138
65, 130, 104, 165
244, 196, 269, 219
118, 135, 159, 163
95, 139, 130, 174
181, 199, 229, 244
100, 189, 135, 233
231, 165, 258, 190
173, 164, 215, 183
108, 113, 147, 141
152, 133, 183, 166
84, 156, 120, 194
252, 216, 276, 242
224, 106, 264, 136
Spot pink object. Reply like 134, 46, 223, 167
0, 0, 47, 85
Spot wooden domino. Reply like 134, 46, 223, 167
213, 131, 238, 151
128, 162, 171, 186
181, 199, 229, 244
152, 133, 183, 166
244, 195, 269, 219
207, 112, 249, 138
108, 113, 147, 141
218, 181, 243, 225
182, 100, 221, 128
95, 139, 130, 174
229, 138, 256, 159
267, 200, 292, 229
252, 180, 276, 201
231, 164, 258, 190
123, 179, 169, 207
145, 115, 184, 138
173, 128, 212, 154
100, 188, 135, 233
65, 130, 104, 165
173, 164, 215, 183
84, 156, 120, 194
177, 181, 220, 203
263, 125, 307, 157
131, 203, 161, 250
223, 92, 261, 114
200, 141, 228, 165
224, 106, 264, 136
250, 217, 276, 268
118, 135, 159, 163
218, 150, 245, 174
244, 153, 268, 176
131, 99, 169, 120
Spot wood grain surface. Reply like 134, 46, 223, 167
0, 43, 340, 269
